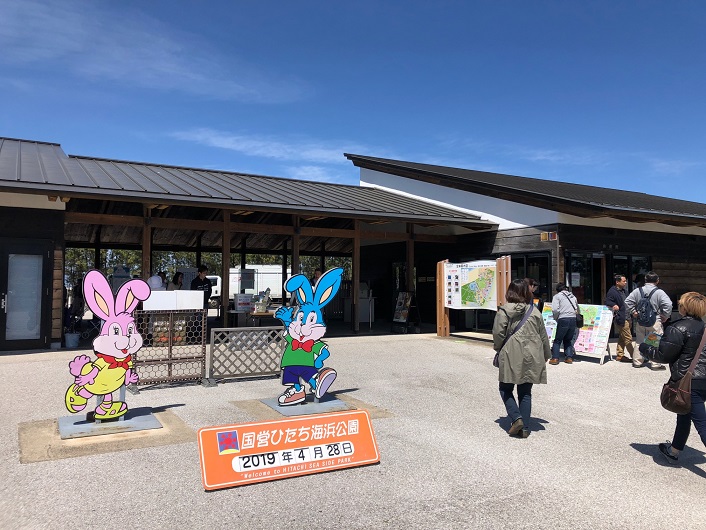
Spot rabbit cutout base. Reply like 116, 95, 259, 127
64, 270, 151, 420
275, 268, 343, 406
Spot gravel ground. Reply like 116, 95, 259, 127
1, 334, 705, 529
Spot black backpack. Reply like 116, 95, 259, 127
636, 287, 659, 327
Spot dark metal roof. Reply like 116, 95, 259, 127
0, 137, 492, 228
345, 153, 706, 227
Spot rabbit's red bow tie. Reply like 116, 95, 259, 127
96, 352, 131, 370
292, 338, 315, 352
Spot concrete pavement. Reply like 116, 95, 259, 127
1, 333, 705, 529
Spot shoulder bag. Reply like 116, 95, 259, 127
660, 326, 706, 414
564, 292, 584, 328
494, 304, 534, 367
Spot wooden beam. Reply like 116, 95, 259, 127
436, 259, 450, 337
222, 210, 231, 313
406, 224, 415, 293
141, 206, 151, 278
352, 220, 361, 333
291, 215, 300, 277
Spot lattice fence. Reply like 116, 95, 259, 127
132, 309, 207, 385
209, 327, 284, 380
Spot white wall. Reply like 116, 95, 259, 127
0, 192, 66, 210
360, 168, 706, 237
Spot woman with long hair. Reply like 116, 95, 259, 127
640, 291, 706, 464
493, 279, 551, 438
167, 272, 183, 291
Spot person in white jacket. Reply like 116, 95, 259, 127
624, 271, 672, 370
550, 283, 579, 365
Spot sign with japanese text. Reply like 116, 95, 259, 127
197, 410, 380, 490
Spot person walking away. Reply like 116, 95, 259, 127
605, 274, 634, 363
624, 271, 672, 370
191, 265, 213, 309
493, 279, 551, 438
639, 291, 706, 464
550, 283, 579, 365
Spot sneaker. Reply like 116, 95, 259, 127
508, 417, 524, 436
648, 363, 667, 371
549, 358, 560, 365
658, 442, 679, 464
314, 367, 337, 399
564, 357, 574, 364
277, 386, 306, 406
633, 362, 646, 368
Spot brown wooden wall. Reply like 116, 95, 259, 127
52, 248, 64, 343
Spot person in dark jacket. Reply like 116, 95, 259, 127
493, 279, 551, 438
639, 291, 706, 464
525, 277, 545, 313
605, 274, 633, 363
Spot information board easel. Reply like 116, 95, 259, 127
391, 291, 420, 333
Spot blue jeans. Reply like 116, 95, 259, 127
552, 317, 577, 359
499, 382, 533, 427
671, 388, 706, 451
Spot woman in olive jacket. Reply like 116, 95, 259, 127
639, 291, 706, 464
493, 279, 551, 438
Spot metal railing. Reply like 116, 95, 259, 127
132, 309, 207, 385
209, 326, 284, 380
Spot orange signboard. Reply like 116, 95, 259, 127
197, 409, 380, 490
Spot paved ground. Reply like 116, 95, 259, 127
2, 333, 705, 529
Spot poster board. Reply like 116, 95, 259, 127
393, 292, 413, 323
443, 260, 498, 311
542, 303, 614, 357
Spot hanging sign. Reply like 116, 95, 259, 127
197, 409, 380, 490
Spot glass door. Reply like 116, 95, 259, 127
0, 239, 51, 351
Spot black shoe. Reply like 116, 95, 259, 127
520, 429, 530, 438
658, 442, 679, 464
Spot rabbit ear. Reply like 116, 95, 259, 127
83, 270, 113, 320
313, 268, 343, 309
116, 279, 151, 314
284, 274, 313, 305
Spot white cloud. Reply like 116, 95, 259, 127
285, 165, 343, 183
170, 127, 374, 166
647, 157, 701, 176
0, 0, 304, 103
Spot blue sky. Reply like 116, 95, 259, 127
2, 1, 706, 203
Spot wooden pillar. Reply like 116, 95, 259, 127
319, 241, 326, 272
141, 205, 151, 278
196, 235, 202, 268
221, 210, 231, 313
282, 241, 289, 299
436, 259, 450, 337
291, 215, 300, 278
352, 220, 361, 332
406, 224, 415, 293
240, 235, 248, 294
93, 225, 102, 270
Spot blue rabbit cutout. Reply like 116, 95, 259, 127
274, 267, 343, 406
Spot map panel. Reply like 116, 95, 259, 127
444, 261, 497, 311
542, 303, 613, 356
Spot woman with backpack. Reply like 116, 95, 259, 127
493, 279, 551, 438
639, 291, 706, 464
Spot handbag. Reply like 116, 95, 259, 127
564, 292, 584, 328
494, 303, 534, 367
660, 327, 706, 414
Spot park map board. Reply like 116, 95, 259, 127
542, 303, 614, 356
444, 261, 497, 311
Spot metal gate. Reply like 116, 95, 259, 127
209, 326, 284, 380
132, 309, 207, 385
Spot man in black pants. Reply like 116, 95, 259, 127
190, 265, 212, 309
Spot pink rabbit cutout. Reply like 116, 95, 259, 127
64, 270, 151, 420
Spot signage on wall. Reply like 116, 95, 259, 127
197, 410, 380, 490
